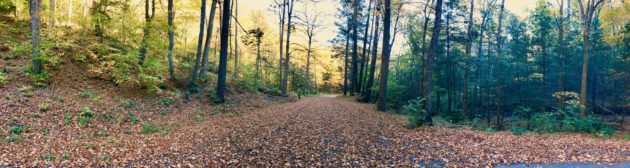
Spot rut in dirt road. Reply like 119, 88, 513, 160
129, 96, 629, 167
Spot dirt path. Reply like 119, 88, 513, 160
126, 96, 629, 167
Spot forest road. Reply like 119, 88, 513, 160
126, 96, 630, 167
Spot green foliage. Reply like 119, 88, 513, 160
160, 97, 173, 107
9, 124, 26, 134
0, 71, 7, 85
63, 114, 72, 126
24, 69, 52, 87
0, 0, 15, 15
562, 116, 616, 137
4, 134, 19, 143
529, 112, 560, 133
510, 127, 528, 135
120, 100, 136, 109
101, 153, 111, 162
80, 90, 98, 100
10, 42, 30, 59
404, 98, 426, 128
77, 107, 94, 126
39, 102, 51, 112
138, 123, 159, 134
127, 112, 138, 125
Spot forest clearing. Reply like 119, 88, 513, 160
0, 0, 629, 167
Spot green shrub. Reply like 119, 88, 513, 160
9, 124, 26, 134
404, 98, 427, 128
63, 114, 72, 125
0, 0, 16, 15
120, 100, 136, 109
10, 42, 30, 58
4, 134, 19, 143
80, 90, 97, 99
562, 116, 616, 137
0, 71, 8, 85
138, 123, 158, 134
77, 107, 94, 126
39, 102, 52, 112
510, 127, 528, 135
529, 112, 560, 133
160, 97, 173, 107
127, 112, 138, 125
25, 69, 52, 87
101, 153, 111, 162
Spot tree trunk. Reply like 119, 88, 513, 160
358, 0, 373, 94
278, 0, 286, 87
557, 0, 565, 110
495, 0, 505, 128
200, 0, 219, 81
282, 0, 295, 95
305, 37, 312, 94
138, 0, 154, 66
580, 24, 590, 116
462, 0, 474, 120
256, 36, 261, 81
189, 0, 207, 92
30, 0, 42, 74
167, 0, 176, 81
217, 0, 232, 103
377, 0, 392, 111
363, 10, 381, 103
233, 0, 239, 79
344, 23, 350, 96
424, 0, 444, 125
350, 0, 360, 95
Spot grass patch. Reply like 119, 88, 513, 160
138, 123, 159, 134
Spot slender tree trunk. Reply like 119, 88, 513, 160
278, 0, 286, 88
30, 0, 42, 74
350, 0, 360, 95
138, 0, 154, 65
200, 0, 218, 81
377, 0, 392, 111
358, 0, 373, 94
189, 0, 207, 92
255, 36, 261, 81
424, 0, 444, 125
344, 23, 350, 96
462, 0, 474, 120
217, 0, 232, 103
167, 0, 176, 81
420, 0, 434, 97
364, 10, 380, 103
557, 0, 565, 109
305, 37, 312, 94
233, 0, 239, 79
495, 0, 505, 128
49, 0, 54, 30
282, 0, 295, 95
580, 24, 591, 116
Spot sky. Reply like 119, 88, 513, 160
237, 0, 540, 51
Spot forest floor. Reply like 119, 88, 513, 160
118, 96, 628, 167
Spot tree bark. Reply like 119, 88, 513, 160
377, 0, 392, 111
30, 0, 42, 74
350, 0, 360, 95
344, 22, 350, 96
167, 0, 176, 81
462, 0, 474, 120
217, 0, 232, 103
189, 0, 208, 92
282, 0, 296, 95
424, 0, 444, 125
200, 0, 219, 81
363, 7, 381, 103
233, 0, 239, 79
358, 0, 373, 94
495, 0, 505, 128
